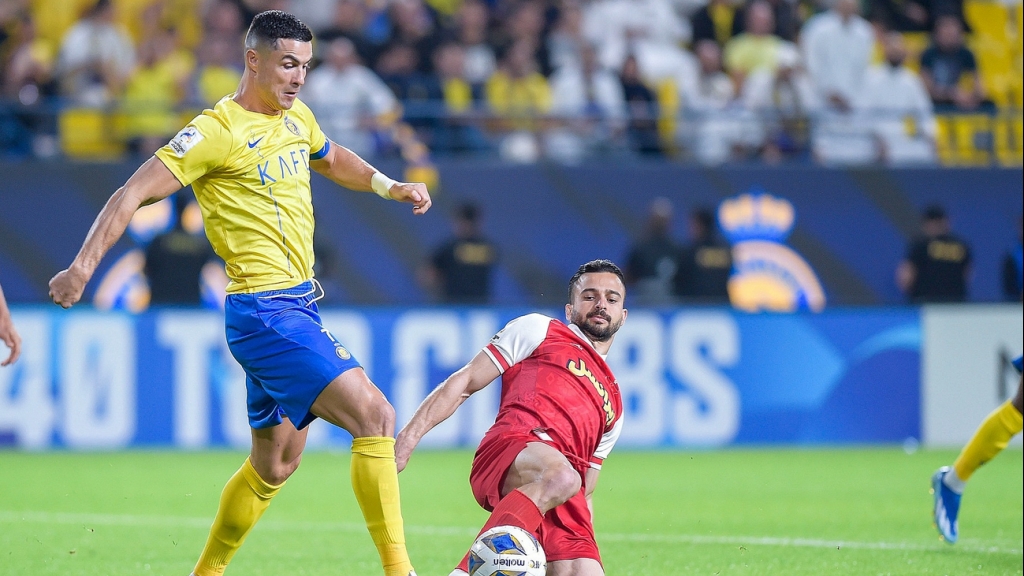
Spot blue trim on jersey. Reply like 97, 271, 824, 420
310, 139, 330, 160
1013, 356, 1022, 374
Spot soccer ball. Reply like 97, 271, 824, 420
468, 525, 546, 576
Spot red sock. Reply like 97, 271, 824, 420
456, 489, 544, 572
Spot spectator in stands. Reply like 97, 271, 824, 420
287, 0, 340, 34
386, 0, 442, 74
690, 0, 744, 47
723, 1, 792, 94
583, 0, 692, 81
187, 33, 242, 107
122, 24, 194, 156
860, 31, 937, 165
421, 201, 498, 304
56, 0, 136, 107
431, 42, 488, 154
624, 197, 681, 305
619, 54, 662, 156
682, 39, 754, 164
897, 204, 972, 303
801, 0, 874, 114
376, 40, 443, 137
203, 0, 246, 40
868, 0, 925, 31
1, 12, 58, 157
920, 14, 988, 111
675, 207, 732, 304
485, 38, 552, 163
547, 0, 586, 72
450, 0, 496, 88
304, 36, 400, 159
497, 0, 551, 76
317, 0, 381, 66
545, 42, 627, 163
144, 194, 218, 306
1003, 214, 1023, 302
742, 41, 816, 163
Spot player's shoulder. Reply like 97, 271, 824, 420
290, 97, 318, 122
496, 313, 557, 339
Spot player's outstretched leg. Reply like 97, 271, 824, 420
312, 369, 416, 576
931, 465, 961, 544
453, 442, 581, 574
193, 421, 305, 575
932, 377, 1023, 544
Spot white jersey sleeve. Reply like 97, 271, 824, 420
591, 417, 623, 469
483, 313, 553, 373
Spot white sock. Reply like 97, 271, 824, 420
942, 467, 966, 494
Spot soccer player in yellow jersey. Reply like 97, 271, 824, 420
48, 11, 428, 576
932, 358, 1023, 544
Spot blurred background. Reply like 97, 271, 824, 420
0, 0, 1021, 453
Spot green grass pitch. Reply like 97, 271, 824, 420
1, 448, 1020, 575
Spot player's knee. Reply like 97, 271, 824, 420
260, 454, 302, 486
542, 465, 582, 505
358, 394, 396, 437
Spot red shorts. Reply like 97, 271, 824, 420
469, 431, 602, 564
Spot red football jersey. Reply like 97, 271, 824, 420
482, 314, 624, 472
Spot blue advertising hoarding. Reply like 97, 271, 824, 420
0, 307, 919, 450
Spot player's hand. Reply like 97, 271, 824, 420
48, 267, 89, 309
395, 429, 416, 473
0, 317, 20, 366
389, 182, 431, 215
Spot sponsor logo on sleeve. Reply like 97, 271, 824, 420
168, 126, 204, 158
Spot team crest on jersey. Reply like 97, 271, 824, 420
284, 116, 301, 136
566, 359, 615, 426
168, 126, 203, 157
336, 346, 351, 360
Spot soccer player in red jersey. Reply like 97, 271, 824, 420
396, 259, 627, 576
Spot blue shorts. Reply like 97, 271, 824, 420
1014, 356, 1023, 374
225, 280, 361, 430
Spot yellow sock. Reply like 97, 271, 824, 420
351, 436, 414, 576
193, 457, 283, 576
953, 400, 1024, 482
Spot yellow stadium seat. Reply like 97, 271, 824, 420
656, 78, 680, 157
934, 116, 955, 164
901, 32, 931, 73
951, 113, 993, 165
993, 114, 1023, 166
59, 108, 126, 159
964, 0, 1011, 41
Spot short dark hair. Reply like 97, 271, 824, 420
692, 208, 716, 233
923, 204, 947, 222
245, 10, 313, 51
455, 202, 479, 222
568, 259, 625, 302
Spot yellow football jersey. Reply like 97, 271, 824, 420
155, 96, 330, 294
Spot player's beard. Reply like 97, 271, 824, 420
572, 309, 622, 343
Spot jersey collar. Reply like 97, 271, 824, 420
568, 322, 608, 360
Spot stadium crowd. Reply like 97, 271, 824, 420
0, 0, 1020, 164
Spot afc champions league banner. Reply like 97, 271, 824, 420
0, 306, 930, 450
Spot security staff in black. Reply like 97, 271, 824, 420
898, 205, 972, 303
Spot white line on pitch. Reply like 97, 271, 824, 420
0, 511, 1019, 556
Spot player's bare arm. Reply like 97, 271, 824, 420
48, 158, 182, 308
584, 467, 601, 519
0, 283, 21, 366
310, 142, 431, 215
395, 351, 499, 471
